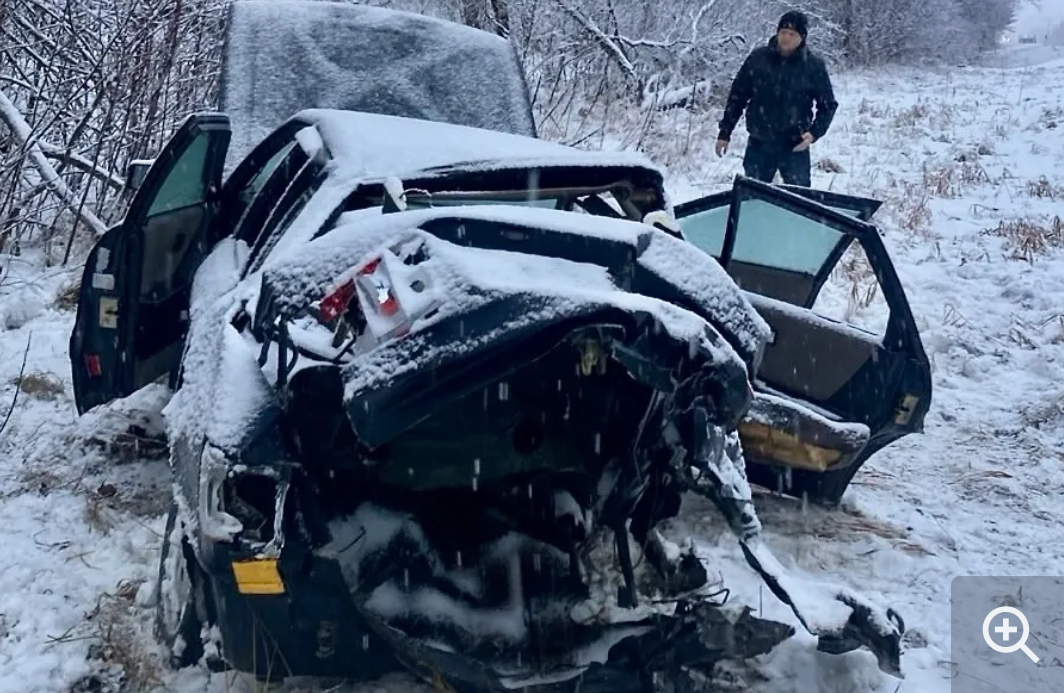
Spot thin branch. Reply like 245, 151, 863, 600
0, 88, 107, 235
554, 0, 639, 83
38, 141, 124, 192
0, 333, 32, 440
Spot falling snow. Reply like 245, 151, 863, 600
1, 50, 1063, 693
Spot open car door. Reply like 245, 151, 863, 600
675, 176, 932, 505
70, 113, 231, 414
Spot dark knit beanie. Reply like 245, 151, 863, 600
778, 10, 809, 39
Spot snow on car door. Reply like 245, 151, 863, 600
675, 176, 932, 504
70, 113, 230, 414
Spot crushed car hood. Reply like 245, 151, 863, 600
253, 204, 771, 367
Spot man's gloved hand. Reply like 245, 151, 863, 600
714, 139, 729, 156
792, 132, 815, 151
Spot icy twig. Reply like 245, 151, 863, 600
0, 332, 31, 440
0, 89, 107, 236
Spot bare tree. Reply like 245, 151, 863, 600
0, 0, 1024, 266
819, 0, 1019, 65
461, 0, 511, 35
0, 0, 226, 262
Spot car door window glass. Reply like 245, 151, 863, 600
233, 144, 310, 248
246, 161, 325, 274
678, 195, 865, 261
241, 141, 298, 207
147, 133, 212, 217
140, 130, 221, 302
677, 204, 728, 257
731, 198, 843, 275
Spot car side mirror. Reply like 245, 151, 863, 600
125, 160, 153, 193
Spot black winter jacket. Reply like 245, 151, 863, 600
717, 36, 838, 148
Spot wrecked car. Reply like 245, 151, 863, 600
66, 2, 931, 691
68, 106, 924, 690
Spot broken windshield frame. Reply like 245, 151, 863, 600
309, 169, 666, 242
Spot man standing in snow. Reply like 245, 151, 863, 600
713, 10, 838, 187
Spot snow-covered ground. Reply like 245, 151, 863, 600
2, 55, 1063, 693
670, 56, 1064, 692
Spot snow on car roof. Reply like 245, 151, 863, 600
295, 109, 666, 183
219, 0, 537, 169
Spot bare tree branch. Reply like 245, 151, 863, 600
0, 88, 107, 235
554, 0, 640, 85
37, 144, 124, 193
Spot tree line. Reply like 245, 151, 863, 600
0, 0, 1021, 262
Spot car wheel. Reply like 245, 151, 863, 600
155, 502, 207, 669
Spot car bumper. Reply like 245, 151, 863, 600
204, 546, 400, 681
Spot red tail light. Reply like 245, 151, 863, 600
85, 354, 102, 377
320, 243, 438, 345
319, 279, 356, 322
356, 257, 399, 316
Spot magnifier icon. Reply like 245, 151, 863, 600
983, 606, 1040, 663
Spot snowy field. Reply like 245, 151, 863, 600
2, 54, 1064, 693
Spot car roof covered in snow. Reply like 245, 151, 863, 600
293, 109, 667, 184
218, 0, 537, 169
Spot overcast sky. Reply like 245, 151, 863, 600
1012, 0, 1064, 35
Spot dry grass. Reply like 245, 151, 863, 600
1020, 396, 1064, 430
953, 469, 1028, 511
68, 584, 162, 693
816, 157, 844, 173
12, 467, 65, 498
885, 100, 959, 133
1038, 105, 1062, 130
752, 491, 933, 556
826, 243, 881, 321
84, 488, 118, 535
53, 280, 81, 311
82, 427, 169, 464
84, 481, 170, 535
879, 179, 935, 237
891, 103, 930, 128
856, 97, 890, 118
13, 372, 65, 400
980, 215, 1064, 262
1025, 176, 1064, 200
922, 158, 991, 198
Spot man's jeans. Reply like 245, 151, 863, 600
741, 137, 811, 186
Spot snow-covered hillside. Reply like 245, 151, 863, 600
2, 56, 1063, 693
675, 56, 1064, 692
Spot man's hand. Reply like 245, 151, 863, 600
714, 139, 729, 157
793, 132, 815, 152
